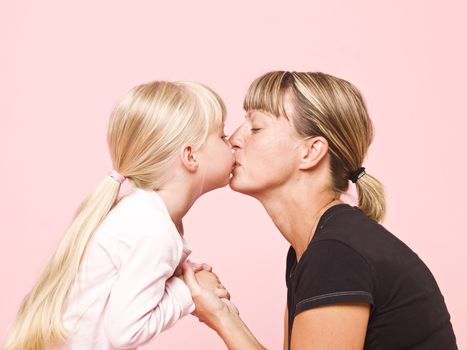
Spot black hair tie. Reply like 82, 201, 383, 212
349, 167, 366, 183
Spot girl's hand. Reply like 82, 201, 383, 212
189, 261, 213, 273
174, 260, 212, 277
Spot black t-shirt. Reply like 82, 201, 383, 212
286, 204, 457, 349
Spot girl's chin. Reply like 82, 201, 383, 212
214, 173, 234, 190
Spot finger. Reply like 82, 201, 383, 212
191, 265, 205, 273
215, 288, 230, 300
182, 260, 202, 294
188, 261, 203, 269
201, 263, 212, 272
189, 261, 212, 273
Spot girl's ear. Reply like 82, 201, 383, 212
298, 136, 329, 170
180, 145, 198, 172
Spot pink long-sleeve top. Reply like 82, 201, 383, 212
59, 187, 195, 349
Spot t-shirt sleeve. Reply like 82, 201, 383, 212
293, 239, 374, 316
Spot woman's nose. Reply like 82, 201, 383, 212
228, 128, 242, 150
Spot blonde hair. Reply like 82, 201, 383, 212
244, 71, 386, 222
4, 81, 226, 350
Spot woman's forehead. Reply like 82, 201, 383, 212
245, 110, 276, 119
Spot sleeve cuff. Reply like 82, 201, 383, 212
166, 276, 196, 316
295, 290, 374, 316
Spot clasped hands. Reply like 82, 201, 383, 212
175, 260, 238, 329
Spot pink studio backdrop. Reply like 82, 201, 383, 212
1, 1, 466, 348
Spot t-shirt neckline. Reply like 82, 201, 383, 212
313, 202, 354, 237
290, 202, 354, 267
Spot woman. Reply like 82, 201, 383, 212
4, 80, 232, 350
183, 71, 457, 349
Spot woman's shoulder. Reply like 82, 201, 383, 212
315, 204, 395, 245
312, 203, 419, 270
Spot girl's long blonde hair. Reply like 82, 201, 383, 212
244, 71, 386, 222
3, 81, 226, 350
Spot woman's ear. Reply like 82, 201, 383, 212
298, 136, 329, 170
180, 145, 199, 172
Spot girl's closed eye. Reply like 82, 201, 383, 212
251, 128, 261, 133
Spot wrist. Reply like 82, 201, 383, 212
214, 310, 242, 342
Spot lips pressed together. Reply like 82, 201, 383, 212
231, 159, 241, 171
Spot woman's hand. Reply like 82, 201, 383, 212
177, 259, 231, 300
194, 269, 231, 300
183, 261, 264, 350
182, 260, 238, 330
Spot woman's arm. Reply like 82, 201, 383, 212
214, 308, 266, 350
290, 303, 370, 350
184, 262, 369, 349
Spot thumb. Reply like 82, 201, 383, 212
183, 260, 201, 294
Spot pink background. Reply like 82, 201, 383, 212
1, 0, 466, 348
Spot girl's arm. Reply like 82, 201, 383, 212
105, 227, 194, 348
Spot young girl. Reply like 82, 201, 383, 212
4, 80, 234, 349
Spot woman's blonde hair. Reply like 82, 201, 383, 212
244, 71, 385, 222
4, 81, 226, 350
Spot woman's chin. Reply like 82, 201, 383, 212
228, 173, 240, 191
229, 176, 252, 195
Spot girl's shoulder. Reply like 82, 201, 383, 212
115, 187, 168, 220
96, 188, 177, 243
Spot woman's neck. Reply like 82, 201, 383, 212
256, 183, 342, 261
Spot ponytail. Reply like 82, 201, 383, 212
355, 172, 386, 222
242, 71, 387, 223
4, 176, 122, 350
